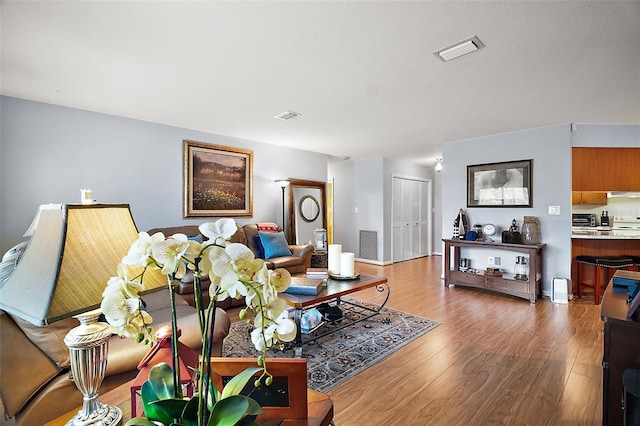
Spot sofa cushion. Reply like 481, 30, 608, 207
11, 315, 77, 369
0, 311, 61, 418
258, 231, 292, 259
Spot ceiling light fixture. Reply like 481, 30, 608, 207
435, 159, 443, 172
434, 36, 484, 62
275, 111, 301, 120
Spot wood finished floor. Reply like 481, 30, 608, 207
325, 256, 603, 426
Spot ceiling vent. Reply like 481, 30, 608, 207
434, 36, 485, 62
275, 111, 301, 120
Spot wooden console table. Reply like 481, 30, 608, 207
443, 239, 545, 303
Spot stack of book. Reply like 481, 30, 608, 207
284, 276, 325, 296
306, 268, 329, 279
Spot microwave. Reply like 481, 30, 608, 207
572, 213, 596, 227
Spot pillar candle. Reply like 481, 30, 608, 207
328, 244, 342, 275
340, 252, 355, 277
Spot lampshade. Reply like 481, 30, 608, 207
0, 204, 167, 326
275, 179, 290, 188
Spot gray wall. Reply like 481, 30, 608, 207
328, 156, 433, 264
442, 124, 573, 294
571, 124, 640, 147
0, 96, 328, 253
441, 123, 640, 296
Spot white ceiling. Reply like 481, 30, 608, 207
2, 1, 639, 167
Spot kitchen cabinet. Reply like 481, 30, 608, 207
442, 239, 545, 303
600, 278, 640, 425
573, 147, 640, 191
572, 191, 608, 205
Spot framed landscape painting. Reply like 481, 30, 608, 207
467, 159, 532, 207
183, 140, 253, 217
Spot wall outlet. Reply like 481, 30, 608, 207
488, 256, 494, 265
495, 256, 501, 265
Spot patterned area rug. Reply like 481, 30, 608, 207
223, 297, 440, 393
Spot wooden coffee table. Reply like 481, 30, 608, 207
279, 274, 390, 356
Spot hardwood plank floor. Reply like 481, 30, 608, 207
326, 256, 603, 426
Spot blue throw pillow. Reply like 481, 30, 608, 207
258, 231, 292, 259
188, 235, 203, 243
253, 234, 265, 259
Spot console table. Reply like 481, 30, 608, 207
443, 239, 545, 303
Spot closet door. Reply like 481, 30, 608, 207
392, 177, 431, 262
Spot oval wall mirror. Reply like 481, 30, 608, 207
299, 195, 320, 222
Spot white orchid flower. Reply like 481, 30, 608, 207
100, 292, 140, 327
199, 218, 237, 246
151, 235, 190, 277
275, 316, 296, 343
102, 264, 144, 298
122, 232, 165, 266
269, 268, 291, 293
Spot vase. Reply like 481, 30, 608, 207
521, 216, 540, 245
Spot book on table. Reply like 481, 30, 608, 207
285, 277, 325, 295
613, 270, 640, 287
306, 267, 328, 279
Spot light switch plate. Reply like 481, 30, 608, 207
548, 206, 560, 215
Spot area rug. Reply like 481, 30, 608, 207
223, 297, 440, 393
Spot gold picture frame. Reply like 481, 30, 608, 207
209, 357, 308, 420
183, 140, 253, 217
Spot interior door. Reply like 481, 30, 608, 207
392, 177, 431, 262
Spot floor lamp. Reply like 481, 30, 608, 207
275, 179, 290, 240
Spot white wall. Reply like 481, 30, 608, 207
442, 124, 573, 294
0, 96, 328, 253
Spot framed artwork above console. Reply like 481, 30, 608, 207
467, 159, 532, 208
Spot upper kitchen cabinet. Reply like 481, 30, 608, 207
572, 147, 640, 191
572, 191, 608, 205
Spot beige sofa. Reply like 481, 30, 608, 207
147, 223, 314, 310
0, 289, 230, 425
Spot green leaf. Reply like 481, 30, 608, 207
179, 396, 199, 426
140, 381, 173, 425
149, 398, 190, 420
208, 395, 250, 426
244, 396, 263, 416
148, 363, 177, 400
125, 417, 159, 426
220, 367, 262, 399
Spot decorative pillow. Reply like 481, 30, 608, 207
188, 235, 203, 243
258, 231, 292, 259
252, 234, 265, 259
0, 241, 29, 288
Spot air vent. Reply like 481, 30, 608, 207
434, 36, 484, 62
274, 111, 301, 120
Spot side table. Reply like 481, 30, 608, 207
311, 251, 328, 268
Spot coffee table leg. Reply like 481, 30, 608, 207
293, 306, 303, 357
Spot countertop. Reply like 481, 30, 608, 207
571, 230, 640, 240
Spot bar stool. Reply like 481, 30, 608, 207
624, 255, 640, 272
576, 255, 635, 304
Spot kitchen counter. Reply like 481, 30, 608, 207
571, 231, 640, 239
571, 226, 640, 239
